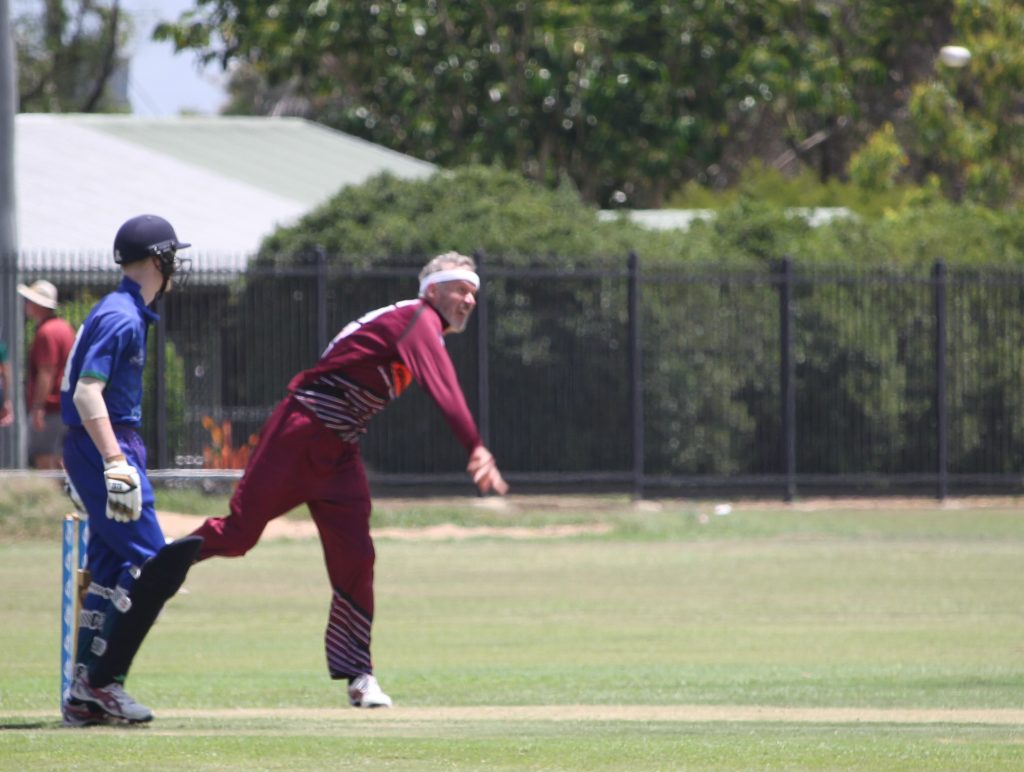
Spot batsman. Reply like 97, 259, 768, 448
190, 251, 508, 708
60, 214, 202, 726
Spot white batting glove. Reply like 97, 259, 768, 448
103, 454, 142, 522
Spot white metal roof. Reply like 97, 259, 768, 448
15, 114, 436, 268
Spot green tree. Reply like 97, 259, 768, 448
899, 0, 1024, 205
14, 0, 130, 112
847, 122, 908, 192
156, 1, 960, 206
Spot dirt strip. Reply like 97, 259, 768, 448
155, 494, 1024, 543
11, 706, 1024, 725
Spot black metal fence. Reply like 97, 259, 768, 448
6, 254, 1024, 498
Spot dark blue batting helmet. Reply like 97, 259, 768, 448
113, 214, 191, 264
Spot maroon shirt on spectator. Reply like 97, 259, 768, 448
28, 315, 75, 413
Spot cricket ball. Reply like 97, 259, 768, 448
938, 45, 971, 68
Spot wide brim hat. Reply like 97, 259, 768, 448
17, 280, 59, 310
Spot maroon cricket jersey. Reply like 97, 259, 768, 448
289, 299, 482, 452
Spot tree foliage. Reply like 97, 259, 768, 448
261, 165, 1024, 271
255, 164, 686, 269
13, 0, 129, 112
901, 0, 1024, 206
156, 0, 970, 206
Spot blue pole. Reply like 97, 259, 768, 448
60, 516, 75, 704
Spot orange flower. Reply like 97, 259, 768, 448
201, 419, 262, 469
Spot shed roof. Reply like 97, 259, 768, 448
15, 114, 436, 268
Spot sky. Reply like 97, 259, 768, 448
122, 0, 228, 117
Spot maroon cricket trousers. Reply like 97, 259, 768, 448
191, 396, 377, 678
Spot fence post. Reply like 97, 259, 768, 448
155, 297, 168, 469
315, 247, 329, 356
778, 258, 796, 501
474, 250, 491, 447
0, 3, 23, 468
628, 251, 644, 500
933, 260, 948, 500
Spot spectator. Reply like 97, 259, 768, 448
18, 280, 76, 468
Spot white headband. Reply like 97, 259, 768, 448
418, 268, 481, 297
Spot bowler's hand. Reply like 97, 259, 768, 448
467, 445, 509, 496
103, 454, 141, 522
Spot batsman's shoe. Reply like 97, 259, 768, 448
69, 674, 154, 723
348, 674, 392, 708
61, 697, 112, 728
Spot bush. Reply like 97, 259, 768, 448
257, 165, 685, 268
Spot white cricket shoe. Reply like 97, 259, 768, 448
68, 671, 154, 723
348, 674, 392, 708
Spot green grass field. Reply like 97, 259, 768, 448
1, 482, 1022, 769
